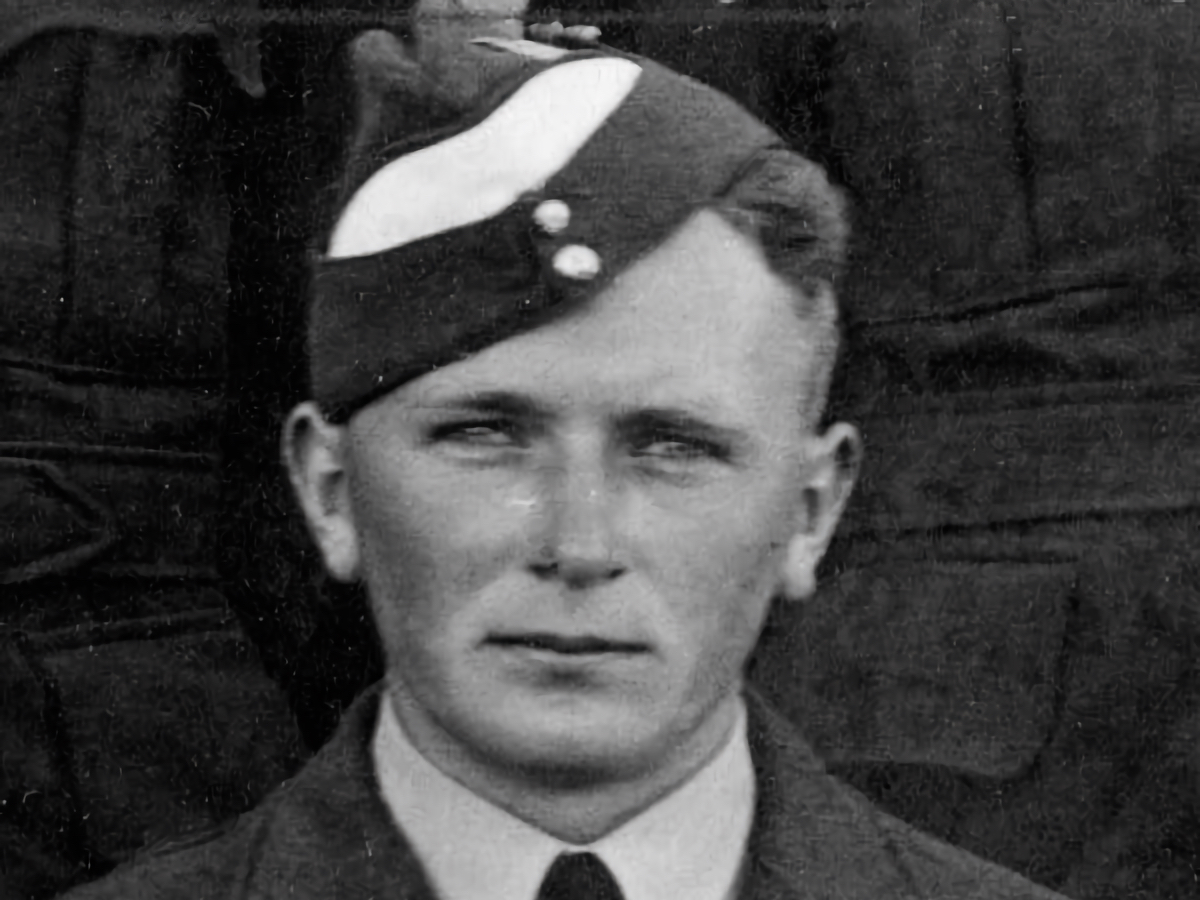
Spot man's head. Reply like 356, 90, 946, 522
284, 30, 859, 810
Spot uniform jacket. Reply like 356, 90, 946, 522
61, 684, 1069, 900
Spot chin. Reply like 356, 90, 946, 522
461, 693, 671, 782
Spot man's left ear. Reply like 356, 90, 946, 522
780, 422, 862, 601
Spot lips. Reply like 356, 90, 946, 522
488, 633, 647, 655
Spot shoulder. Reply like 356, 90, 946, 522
54, 814, 265, 900
52, 751, 357, 900
867, 800, 1067, 899
53, 689, 391, 900
804, 772, 1071, 899
770, 762, 1068, 898
745, 690, 1068, 899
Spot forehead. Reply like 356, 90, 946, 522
390, 209, 814, 422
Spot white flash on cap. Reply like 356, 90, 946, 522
327, 58, 642, 260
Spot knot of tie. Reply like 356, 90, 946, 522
536, 852, 626, 900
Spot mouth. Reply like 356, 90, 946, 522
487, 633, 649, 655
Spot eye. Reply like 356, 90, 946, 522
431, 419, 522, 447
633, 432, 726, 462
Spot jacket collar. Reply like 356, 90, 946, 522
739, 690, 915, 899
243, 683, 913, 900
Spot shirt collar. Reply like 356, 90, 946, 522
371, 693, 755, 900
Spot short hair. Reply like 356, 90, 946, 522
710, 148, 848, 428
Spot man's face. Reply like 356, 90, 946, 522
331, 209, 851, 781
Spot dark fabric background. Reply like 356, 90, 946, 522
1, 2, 1198, 898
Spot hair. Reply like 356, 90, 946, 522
711, 147, 849, 429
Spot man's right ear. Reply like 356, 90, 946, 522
281, 402, 361, 582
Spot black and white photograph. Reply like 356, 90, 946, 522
2, 1, 1198, 898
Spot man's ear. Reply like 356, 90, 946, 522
779, 422, 862, 601
281, 402, 361, 582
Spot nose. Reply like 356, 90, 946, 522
531, 450, 627, 588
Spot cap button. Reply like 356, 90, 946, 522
552, 244, 601, 280
533, 199, 571, 234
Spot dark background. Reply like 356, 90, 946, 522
2, 1, 1198, 898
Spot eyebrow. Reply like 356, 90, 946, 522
421, 390, 546, 419
617, 407, 749, 452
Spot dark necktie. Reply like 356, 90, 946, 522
535, 852, 627, 900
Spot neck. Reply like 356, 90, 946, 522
384, 685, 743, 845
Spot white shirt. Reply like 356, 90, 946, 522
371, 695, 756, 900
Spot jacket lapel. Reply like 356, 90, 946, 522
738, 688, 918, 900
244, 685, 439, 900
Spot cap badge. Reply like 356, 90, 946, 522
553, 244, 601, 280
532, 199, 571, 234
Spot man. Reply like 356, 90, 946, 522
63, 23, 1069, 900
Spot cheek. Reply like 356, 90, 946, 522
349, 457, 534, 629
647, 509, 783, 710
650, 484, 794, 637
349, 473, 438, 645
688, 470, 796, 574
